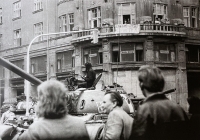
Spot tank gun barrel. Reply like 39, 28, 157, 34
0, 57, 42, 85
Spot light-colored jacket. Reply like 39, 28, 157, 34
0, 111, 15, 124
18, 115, 90, 140
103, 107, 133, 140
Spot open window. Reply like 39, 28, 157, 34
118, 3, 136, 24
88, 7, 101, 28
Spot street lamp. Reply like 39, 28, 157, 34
25, 29, 98, 116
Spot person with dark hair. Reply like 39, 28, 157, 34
129, 65, 189, 140
18, 80, 90, 140
187, 96, 200, 140
27, 108, 36, 124
79, 62, 96, 88
101, 91, 133, 140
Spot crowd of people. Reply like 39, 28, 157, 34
0, 64, 200, 140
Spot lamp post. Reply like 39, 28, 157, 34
26, 32, 70, 116
25, 29, 96, 116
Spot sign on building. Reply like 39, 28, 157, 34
115, 24, 140, 34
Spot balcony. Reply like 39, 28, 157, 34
185, 27, 200, 39
71, 30, 92, 43
71, 24, 186, 43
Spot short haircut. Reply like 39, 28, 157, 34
105, 91, 123, 107
85, 62, 92, 70
36, 80, 68, 119
138, 65, 165, 92
187, 96, 200, 114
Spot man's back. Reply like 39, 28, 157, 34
130, 94, 189, 140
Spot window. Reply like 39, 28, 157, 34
191, 7, 197, 27
0, 8, 2, 24
88, 7, 101, 28
13, 1, 21, 18
153, 3, 168, 23
57, 50, 74, 72
154, 43, 176, 62
14, 29, 21, 47
183, 7, 190, 27
34, 0, 42, 11
112, 43, 143, 62
30, 56, 47, 74
183, 7, 198, 27
59, 13, 74, 32
118, 3, 136, 24
68, 13, 74, 31
186, 45, 200, 63
31, 64, 35, 73
10, 60, 24, 78
34, 22, 43, 41
83, 47, 102, 66
59, 15, 67, 32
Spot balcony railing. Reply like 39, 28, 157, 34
71, 24, 186, 43
100, 24, 185, 35
71, 30, 92, 43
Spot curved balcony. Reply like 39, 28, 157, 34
71, 24, 186, 43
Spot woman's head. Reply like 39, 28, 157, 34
138, 65, 165, 93
36, 80, 68, 119
101, 91, 123, 114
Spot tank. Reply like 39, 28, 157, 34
65, 81, 137, 140
0, 57, 139, 140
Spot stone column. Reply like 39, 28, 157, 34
49, 49, 57, 80
74, 44, 83, 80
144, 36, 154, 63
176, 42, 188, 111
4, 68, 15, 102
102, 39, 113, 86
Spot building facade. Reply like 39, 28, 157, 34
0, 0, 200, 111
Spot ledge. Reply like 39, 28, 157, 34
57, 0, 74, 6
12, 16, 21, 21
32, 9, 43, 14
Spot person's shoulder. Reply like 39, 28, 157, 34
109, 108, 124, 118
66, 115, 85, 123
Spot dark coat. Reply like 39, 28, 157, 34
85, 68, 96, 88
189, 114, 200, 140
18, 115, 90, 140
129, 93, 189, 140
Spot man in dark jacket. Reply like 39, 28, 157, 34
79, 62, 96, 88
129, 65, 189, 140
